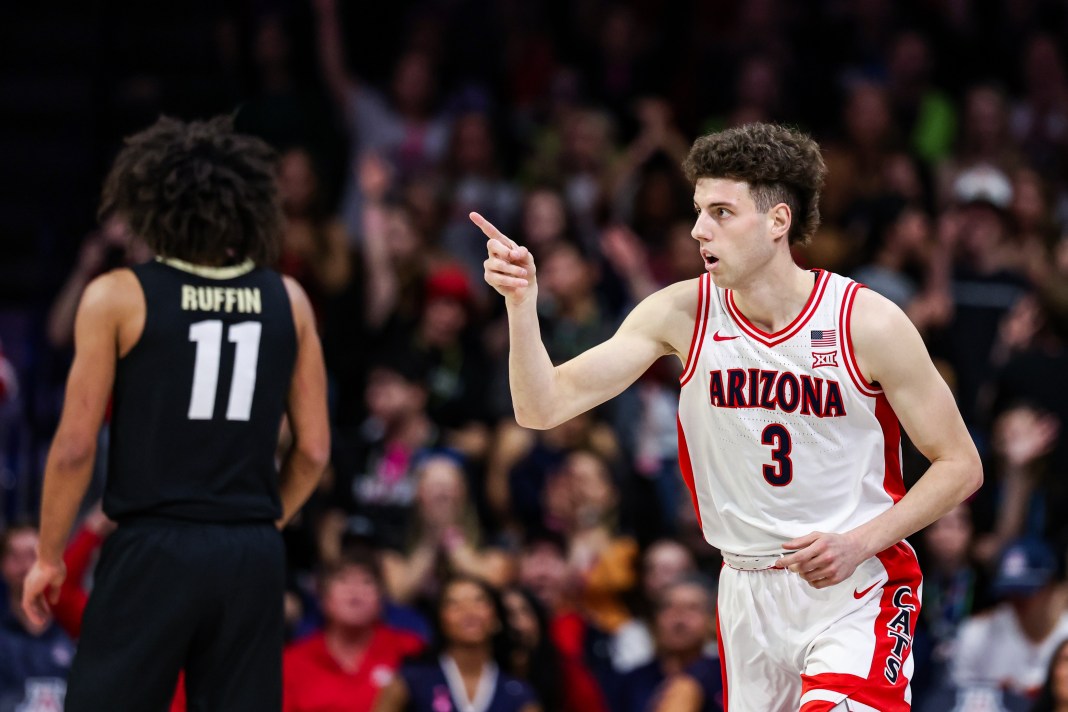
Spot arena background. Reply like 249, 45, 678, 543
2, 0, 1068, 709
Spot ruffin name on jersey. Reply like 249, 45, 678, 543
708, 368, 847, 417
181, 285, 263, 314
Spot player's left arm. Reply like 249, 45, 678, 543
782, 287, 982, 588
276, 276, 331, 528
23, 272, 130, 627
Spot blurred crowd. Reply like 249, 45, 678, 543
3, 0, 1068, 710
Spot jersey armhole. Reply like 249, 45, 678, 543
839, 282, 882, 397
117, 265, 150, 361
679, 273, 711, 386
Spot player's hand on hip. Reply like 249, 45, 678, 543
780, 531, 865, 589
21, 558, 66, 629
471, 212, 536, 306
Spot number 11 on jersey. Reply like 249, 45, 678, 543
187, 320, 262, 421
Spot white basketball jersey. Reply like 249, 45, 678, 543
677, 269, 904, 556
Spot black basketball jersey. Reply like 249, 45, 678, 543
104, 258, 297, 522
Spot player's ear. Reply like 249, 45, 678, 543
769, 202, 791, 241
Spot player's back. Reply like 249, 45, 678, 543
105, 258, 297, 523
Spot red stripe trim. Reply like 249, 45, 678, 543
840, 283, 882, 396
680, 274, 710, 386
724, 269, 828, 347
675, 416, 703, 529
716, 603, 728, 712
876, 394, 906, 503
800, 542, 921, 711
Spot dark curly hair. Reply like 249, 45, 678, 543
99, 115, 282, 265
682, 123, 826, 245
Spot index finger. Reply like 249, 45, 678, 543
469, 212, 519, 250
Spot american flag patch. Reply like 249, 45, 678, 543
811, 329, 836, 347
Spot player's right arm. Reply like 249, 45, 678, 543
472, 212, 694, 430
276, 277, 331, 528
23, 272, 133, 627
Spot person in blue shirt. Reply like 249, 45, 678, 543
0, 524, 75, 712
618, 575, 723, 712
374, 575, 541, 712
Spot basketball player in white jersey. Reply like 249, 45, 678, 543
472, 123, 982, 712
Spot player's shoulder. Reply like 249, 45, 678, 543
628, 278, 704, 352
80, 267, 144, 317
633, 277, 703, 320
845, 281, 916, 345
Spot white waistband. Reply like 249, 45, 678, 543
722, 551, 788, 571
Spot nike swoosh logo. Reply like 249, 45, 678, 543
713, 331, 739, 342
854, 580, 882, 599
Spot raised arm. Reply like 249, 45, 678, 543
311, 0, 356, 115
276, 277, 331, 528
782, 287, 982, 586
472, 212, 694, 430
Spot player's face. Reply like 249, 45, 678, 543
441, 581, 498, 646
322, 567, 382, 629
655, 584, 715, 655
691, 178, 778, 289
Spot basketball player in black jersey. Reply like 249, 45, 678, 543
21, 116, 330, 711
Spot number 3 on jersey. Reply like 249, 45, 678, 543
760, 424, 793, 486
187, 320, 262, 421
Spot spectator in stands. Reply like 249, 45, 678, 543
551, 449, 638, 638
613, 539, 700, 676
939, 83, 1019, 198
374, 576, 540, 712
617, 575, 723, 712
884, 30, 956, 165
276, 146, 352, 318
1031, 637, 1068, 712
283, 548, 423, 712
400, 265, 495, 446
313, 0, 451, 235
439, 109, 521, 287
911, 503, 986, 701
382, 452, 513, 605
972, 406, 1059, 568
951, 538, 1068, 698
331, 353, 439, 553
0, 524, 75, 710
517, 533, 613, 712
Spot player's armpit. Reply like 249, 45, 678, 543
843, 288, 982, 555
849, 288, 979, 475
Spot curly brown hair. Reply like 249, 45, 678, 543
682, 123, 826, 245
99, 115, 282, 265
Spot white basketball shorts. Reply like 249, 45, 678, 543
716, 541, 922, 711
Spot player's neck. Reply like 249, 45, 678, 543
729, 264, 816, 334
